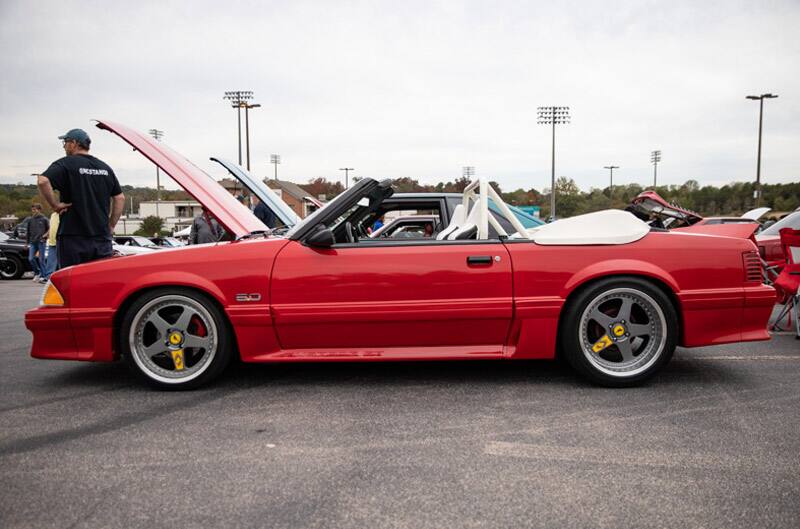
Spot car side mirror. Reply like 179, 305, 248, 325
306, 226, 335, 248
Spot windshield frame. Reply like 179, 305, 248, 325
286, 178, 381, 241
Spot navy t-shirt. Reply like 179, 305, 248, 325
42, 154, 122, 237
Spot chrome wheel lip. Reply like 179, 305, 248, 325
578, 287, 667, 378
128, 295, 217, 385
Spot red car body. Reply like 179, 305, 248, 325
25, 121, 776, 385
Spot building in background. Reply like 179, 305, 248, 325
266, 180, 322, 218
114, 200, 202, 235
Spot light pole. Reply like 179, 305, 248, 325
537, 106, 570, 219
604, 165, 619, 193
339, 167, 354, 189
651, 150, 661, 187
462, 166, 475, 180
243, 102, 260, 171
746, 93, 778, 207
223, 91, 253, 165
148, 128, 164, 220
271, 154, 281, 181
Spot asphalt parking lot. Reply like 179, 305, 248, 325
1, 279, 799, 529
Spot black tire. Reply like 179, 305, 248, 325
119, 287, 233, 390
0, 254, 24, 280
560, 276, 678, 387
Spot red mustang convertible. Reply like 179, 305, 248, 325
25, 121, 776, 389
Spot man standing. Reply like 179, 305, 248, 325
17, 204, 49, 281
189, 209, 224, 244
252, 195, 276, 229
37, 128, 126, 268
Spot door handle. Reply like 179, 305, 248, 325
467, 255, 493, 265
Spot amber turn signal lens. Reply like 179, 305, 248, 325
41, 282, 65, 306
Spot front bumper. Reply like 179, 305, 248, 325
25, 306, 117, 362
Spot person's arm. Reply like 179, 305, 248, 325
109, 193, 125, 233
41, 217, 50, 241
37, 175, 71, 213
189, 219, 198, 245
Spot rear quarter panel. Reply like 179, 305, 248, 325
504, 231, 771, 359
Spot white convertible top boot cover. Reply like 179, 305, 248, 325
531, 210, 650, 245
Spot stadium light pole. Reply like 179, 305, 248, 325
538, 106, 570, 219
243, 102, 260, 171
339, 167, 354, 189
651, 150, 661, 187
148, 129, 164, 220
604, 165, 619, 193
462, 166, 475, 180
746, 93, 778, 207
223, 91, 253, 165
270, 154, 281, 181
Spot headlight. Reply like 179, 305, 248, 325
40, 281, 65, 306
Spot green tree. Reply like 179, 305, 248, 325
135, 215, 164, 236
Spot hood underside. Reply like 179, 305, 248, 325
95, 120, 266, 239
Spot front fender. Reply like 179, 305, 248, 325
110, 271, 228, 309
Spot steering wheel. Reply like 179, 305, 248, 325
345, 221, 357, 243
356, 222, 369, 239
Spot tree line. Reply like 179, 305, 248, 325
2, 177, 798, 224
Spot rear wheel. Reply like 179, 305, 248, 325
561, 277, 678, 387
120, 288, 232, 390
0, 254, 24, 280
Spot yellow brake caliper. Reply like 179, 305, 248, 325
171, 349, 185, 371
592, 335, 613, 353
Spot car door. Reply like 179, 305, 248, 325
270, 239, 513, 353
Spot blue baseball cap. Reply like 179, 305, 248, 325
58, 128, 91, 147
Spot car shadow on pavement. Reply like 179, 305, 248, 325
37, 351, 746, 392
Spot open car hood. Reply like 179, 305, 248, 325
210, 157, 300, 227
629, 191, 703, 227
95, 120, 266, 239
741, 207, 771, 220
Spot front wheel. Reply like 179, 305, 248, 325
561, 277, 678, 387
120, 288, 232, 390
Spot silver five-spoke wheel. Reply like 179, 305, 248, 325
121, 289, 231, 389
561, 278, 678, 387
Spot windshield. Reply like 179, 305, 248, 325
132, 236, 157, 247
761, 211, 800, 236
284, 184, 372, 239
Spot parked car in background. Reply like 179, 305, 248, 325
0, 231, 31, 279
150, 236, 185, 248
757, 210, 800, 262
363, 192, 544, 241
114, 235, 163, 250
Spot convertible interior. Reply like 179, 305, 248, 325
327, 180, 534, 245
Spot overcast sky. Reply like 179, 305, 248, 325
1, 0, 797, 192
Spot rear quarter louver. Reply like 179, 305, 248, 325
742, 250, 763, 283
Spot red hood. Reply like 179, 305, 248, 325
95, 120, 266, 239
630, 191, 703, 226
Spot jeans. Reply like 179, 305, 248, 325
42, 245, 58, 280
28, 241, 45, 276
